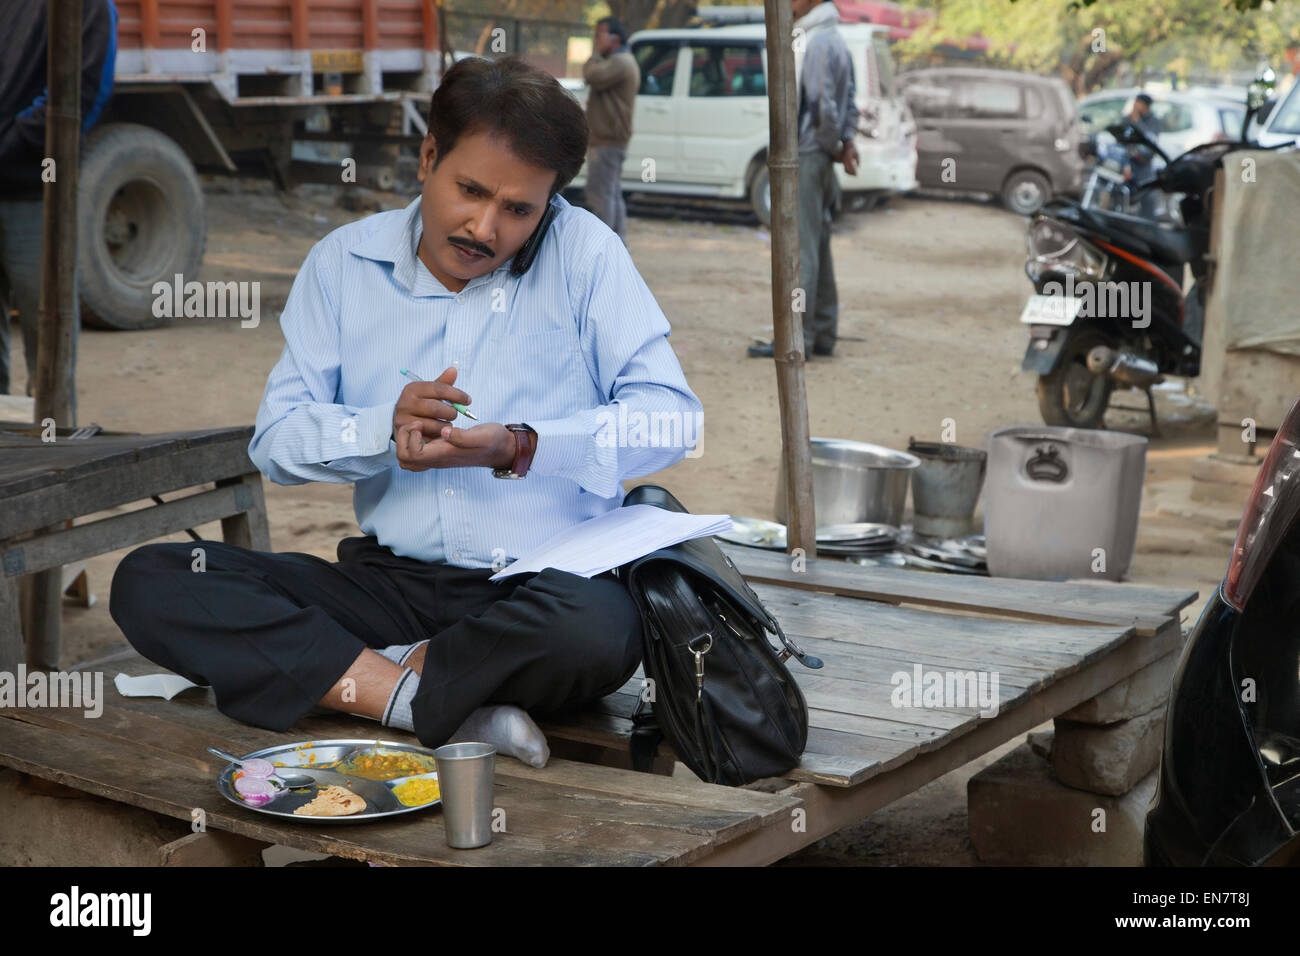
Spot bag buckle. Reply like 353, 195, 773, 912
688, 632, 713, 702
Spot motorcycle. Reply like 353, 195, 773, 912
1018, 87, 1284, 429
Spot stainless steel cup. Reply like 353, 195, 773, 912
433, 741, 496, 848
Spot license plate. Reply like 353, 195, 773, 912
1019, 294, 1083, 327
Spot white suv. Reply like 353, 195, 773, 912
566, 22, 918, 224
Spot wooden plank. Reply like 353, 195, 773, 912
751, 584, 1135, 667
0, 573, 22, 672
1, 484, 249, 577
159, 830, 270, 866
218, 472, 271, 551
0, 708, 789, 866
720, 542, 1197, 632
691, 618, 1186, 865
19, 694, 799, 834
0, 428, 256, 538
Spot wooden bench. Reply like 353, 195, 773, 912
0, 424, 269, 671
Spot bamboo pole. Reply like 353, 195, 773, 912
27, 0, 83, 668
763, 0, 817, 559
36, 0, 80, 430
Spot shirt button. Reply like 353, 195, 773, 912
453, 549, 463, 560
444, 487, 454, 497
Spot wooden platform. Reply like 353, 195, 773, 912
537, 543, 1196, 863
0, 533, 1197, 866
0, 424, 269, 669
0, 650, 799, 866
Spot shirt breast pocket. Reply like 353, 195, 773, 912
488, 325, 590, 416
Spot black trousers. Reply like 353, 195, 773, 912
108, 536, 643, 747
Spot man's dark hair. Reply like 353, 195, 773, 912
1135, 92, 1153, 106
427, 56, 588, 198
596, 16, 627, 45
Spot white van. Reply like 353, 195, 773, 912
566, 22, 918, 224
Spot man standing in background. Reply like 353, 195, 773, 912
749, 0, 858, 360
0, 0, 118, 399
582, 16, 639, 243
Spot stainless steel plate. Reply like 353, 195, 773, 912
215, 738, 441, 823
815, 522, 898, 544
717, 517, 787, 550
817, 541, 899, 556
901, 552, 988, 575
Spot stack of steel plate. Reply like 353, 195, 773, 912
895, 528, 989, 575
718, 519, 899, 557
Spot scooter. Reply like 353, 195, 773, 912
1018, 88, 1283, 430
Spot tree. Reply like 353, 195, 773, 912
895, 0, 1300, 93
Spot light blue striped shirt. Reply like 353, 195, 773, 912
249, 194, 702, 570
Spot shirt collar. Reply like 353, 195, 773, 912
349, 197, 515, 297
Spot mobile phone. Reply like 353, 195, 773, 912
509, 198, 559, 277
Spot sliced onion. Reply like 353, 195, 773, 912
240, 758, 275, 778
234, 774, 275, 806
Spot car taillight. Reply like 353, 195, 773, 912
1223, 396, 1300, 610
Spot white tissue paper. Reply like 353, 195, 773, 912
113, 672, 204, 700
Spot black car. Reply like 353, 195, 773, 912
1145, 396, 1300, 865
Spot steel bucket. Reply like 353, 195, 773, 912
906, 438, 988, 538
775, 438, 919, 528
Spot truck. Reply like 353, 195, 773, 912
82, 0, 444, 330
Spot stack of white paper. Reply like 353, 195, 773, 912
489, 504, 734, 581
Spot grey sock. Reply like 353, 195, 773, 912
380, 667, 419, 733
377, 639, 428, 668
449, 705, 550, 769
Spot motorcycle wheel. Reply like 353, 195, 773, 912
1037, 330, 1114, 428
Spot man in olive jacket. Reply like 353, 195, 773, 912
582, 16, 639, 243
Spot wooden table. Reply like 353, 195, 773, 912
0, 424, 269, 671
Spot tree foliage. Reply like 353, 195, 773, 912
895, 0, 1300, 93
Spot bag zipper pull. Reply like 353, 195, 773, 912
688, 632, 713, 702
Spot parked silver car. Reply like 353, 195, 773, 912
1078, 87, 1247, 158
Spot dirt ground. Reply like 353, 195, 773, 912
5, 177, 1235, 865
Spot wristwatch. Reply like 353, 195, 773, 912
493, 423, 536, 479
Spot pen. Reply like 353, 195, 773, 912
399, 367, 479, 420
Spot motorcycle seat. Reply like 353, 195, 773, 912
1087, 209, 1199, 265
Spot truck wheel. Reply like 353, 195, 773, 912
78, 123, 205, 330
1001, 169, 1051, 216
749, 165, 771, 227
1037, 330, 1113, 428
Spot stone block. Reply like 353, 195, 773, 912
1052, 706, 1165, 796
1060, 650, 1178, 724
968, 743, 1155, 866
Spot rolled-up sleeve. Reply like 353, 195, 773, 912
527, 234, 702, 498
247, 239, 399, 485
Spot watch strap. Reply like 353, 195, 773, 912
493, 423, 536, 478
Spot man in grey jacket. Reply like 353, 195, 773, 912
750, 0, 858, 360
583, 17, 639, 243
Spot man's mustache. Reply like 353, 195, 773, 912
448, 236, 495, 258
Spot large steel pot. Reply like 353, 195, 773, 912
775, 438, 920, 528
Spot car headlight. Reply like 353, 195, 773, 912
1054, 137, 1070, 152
